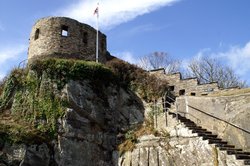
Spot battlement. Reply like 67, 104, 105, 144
150, 69, 220, 96
28, 17, 107, 63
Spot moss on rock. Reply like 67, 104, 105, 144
0, 58, 116, 143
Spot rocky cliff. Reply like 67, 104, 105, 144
0, 59, 145, 166
1, 58, 248, 166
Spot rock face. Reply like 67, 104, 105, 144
0, 80, 144, 166
1, 67, 249, 166
54, 80, 144, 166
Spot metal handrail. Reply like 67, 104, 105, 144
162, 91, 176, 112
162, 100, 175, 107
188, 105, 250, 134
166, 95, 175, 102
176, 111, 201, 124
18, 59, 28, 69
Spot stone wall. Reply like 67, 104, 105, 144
176, 95, 250, 151
28, 17, 107, 63
150, 69, 219, 96
117, 111, 244, 166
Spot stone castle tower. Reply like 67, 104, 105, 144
28, 17, 107, 63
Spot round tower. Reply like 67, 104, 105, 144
28, 17, 107, 63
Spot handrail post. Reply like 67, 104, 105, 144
185, 96, 189, 116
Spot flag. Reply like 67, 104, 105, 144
94, 3, 99, 63
94, 6, 99, 17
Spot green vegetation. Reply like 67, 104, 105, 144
0, 57, 169, 145
106, 58, 169, 101
118, 120, 159, 155
0, 58, 115, 143
30, 58, 115, 90
117, 104, 171, 155
213, 147, 219, 166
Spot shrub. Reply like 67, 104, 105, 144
106, 58, 169, 101
0, 76, 7, 96
30, 58, 115, 89
0, 68, 28, 111
117, 120, 162, 155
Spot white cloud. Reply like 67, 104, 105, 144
219, 42, 250, 76
0, 44, 27, 78
190, 42, 250, 84
56, 0, 179, 29
115, 51, 138, 64
0, 73, 5, 80
0, 45, 27, 64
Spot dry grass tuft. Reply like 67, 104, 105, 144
208, 88, 250, 97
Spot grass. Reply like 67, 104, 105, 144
106, 58, 169, 102
208, 88, 250, 97
0, 57, 170, 145
0, 58, 117, 143
30, 58, 115, 90
117, 120, 162, 155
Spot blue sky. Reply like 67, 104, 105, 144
0, 0, 250, 84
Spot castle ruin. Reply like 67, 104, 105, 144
150, 68, 220, 96
28, 17, 107, 63
28, 16, 238, 97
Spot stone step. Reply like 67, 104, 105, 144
184, 123, 197, 127
169, 112, 178, 117
187, 126, 202, 130
209, 140, 227, 145
171, 113, 250, 164
182, 122, 197, 126
216, 144, 235, 148
219, 147, 242, 151
244, 160, 250, 165
235, 154, 250, 160
197, 133, 211, 137
177, 116, 187, 119
169, 113, 177, 117
191, 129, 207, 133
176, 115, 187, 119
168, 112, 176, 115
179, 119, 193, 123
202, 134, 218, 138
202, 137, 221, 141
227, 151, 250, 155
196, 131, 212, 135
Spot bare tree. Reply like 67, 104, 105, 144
138, 52, 181, 74
186, 56, 247, 88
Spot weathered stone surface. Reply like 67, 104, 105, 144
0, 143, 50, 166
53, 80, 144, 165
131, 148, 140, 166
28, 17, 107, 63
20, 144, 50, 166
139, 147, 149, 166
0, 143, 26, 166
0, 79, 144, 166
150, 70, 219, 96
176, 95, 250, 151
118, 112, 245, 166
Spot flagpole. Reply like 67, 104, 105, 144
95, 4, 99, 63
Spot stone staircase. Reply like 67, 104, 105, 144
168, 111, 250, 165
